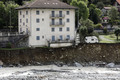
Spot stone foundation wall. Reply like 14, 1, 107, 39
0, 43, 120, 65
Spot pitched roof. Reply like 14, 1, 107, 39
117, 0, 120, 4
16, 0, 78, 10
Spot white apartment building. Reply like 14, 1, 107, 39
16, 0, 78, 47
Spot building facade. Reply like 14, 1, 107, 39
17, 0, 77, 47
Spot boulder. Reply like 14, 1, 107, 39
0, 60, 3, 68
74, 62, 83, 67
0, 60, 3, 66
106, 63, 115, 68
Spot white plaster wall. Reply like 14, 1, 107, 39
19, 9, 76, 47
18, 9, 31, 34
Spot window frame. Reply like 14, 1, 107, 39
52, 36, 55, 41
67, 18, 70, 22
66, 11, 70, 15
51, 28, 55, 32
59, 28, 62, 32
36, 28, 40, 31
67, 27, 70, 31
36, 10, 40, 15
36, 18, 40, 23
26, 11, 28, 15
36, 36, 40, 40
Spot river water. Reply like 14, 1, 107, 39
0, 65, 120, 80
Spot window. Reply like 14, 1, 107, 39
20, 11, 22, 15
20, 19, 22, 23
66, 11, 70, 15
26, 28, 28, 33
67, 18, 70, 22
51, 28, 55, 32
23, 15, 25, 18
36, 18, 40, 23
59, 19, 62, 25
59, 28, 62, 31
67, 35, 70, 40
36, 28, 40, 31
59, 11, 62, 17
26, 11, 28, 15
20, 28, 22, 32
52, 11, 55, 17
42, 18, 44, 21
52, 19, 55, 25
42, 11, 44, 13
36, 36, 40, 40
59, 35, 63, 40
91, 39, 94, 41
36, 11, 40, 15
52, 36, 55, 41
23, 22, 25, 25
26, 19, 28, 23
66, 27, 70, 31
42, 36, 44, 39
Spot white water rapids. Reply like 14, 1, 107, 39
0, 65, 120, 80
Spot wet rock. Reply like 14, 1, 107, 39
106, 63, 115, 68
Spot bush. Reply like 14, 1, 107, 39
6, 42, 12, 48
103, 27, 108, 34
94, 23, 103, 29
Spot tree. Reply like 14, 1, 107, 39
114, 28, 120, 41
80, 18, 94, 28
108, 7, 119, 25
79, 26, 87, 43
71, 0, 89, 20
60, 0, 72, 4
0, 1, 6, 29
79, 19, 94, 42
5, 1, 19, 28
89, 4, 102, 24
96, 2, 104, 9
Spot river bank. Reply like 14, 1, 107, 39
0, 43, 120, 66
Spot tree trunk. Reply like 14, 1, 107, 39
117, 36, 118, 41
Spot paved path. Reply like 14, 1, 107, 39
99, 35, 114, 42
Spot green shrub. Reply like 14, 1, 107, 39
6, 42, 12, 48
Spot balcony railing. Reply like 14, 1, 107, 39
50, 22, 65, 26
50, 14, 65, 18
48, 38, 75, 43
56, 14, 65, 18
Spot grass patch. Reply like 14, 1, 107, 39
100, 40, 114, 43
99, 34, 120, 43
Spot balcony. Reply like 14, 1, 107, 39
50, 22, 65, 26
50, 14, 65, 18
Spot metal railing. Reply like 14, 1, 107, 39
50, 14, 65, 18
50, 22, 65, 26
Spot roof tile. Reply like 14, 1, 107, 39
16, 0, 78, 9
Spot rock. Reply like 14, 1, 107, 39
18, 64, 23, 68
106, 63, 115, 68
0, 60, 3, 66
74, 62, 83, 67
